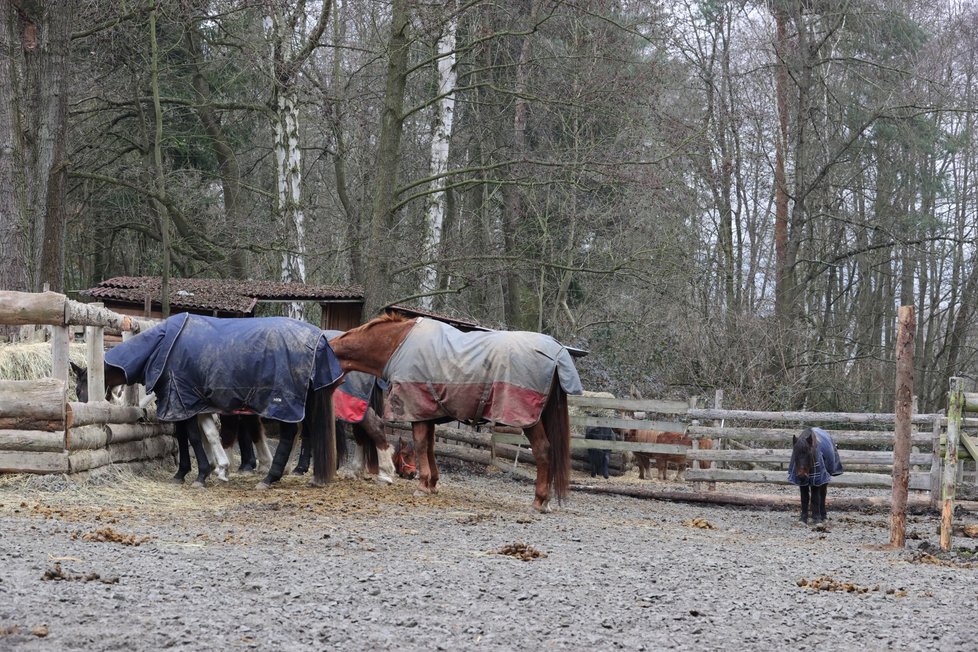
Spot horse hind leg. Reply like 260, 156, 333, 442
254, 423, 272, 473
199, 415, 229, 483
375, 446, 395, 485
258, 422, 298, 489
172, 421, 192, 484
411, 422, 438, 495
188, 420, 213, 488
523, 422, 553, 513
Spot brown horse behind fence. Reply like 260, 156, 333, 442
625, 430, 713, 482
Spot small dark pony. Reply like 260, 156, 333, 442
788, 427, 844, 524
585, 425, 615, 479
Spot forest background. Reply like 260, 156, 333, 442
1, 0, 976, 414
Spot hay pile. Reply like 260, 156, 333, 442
0, 342, 87, 399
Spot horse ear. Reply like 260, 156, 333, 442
792, 434, 797, 444
69, 360, 84, 375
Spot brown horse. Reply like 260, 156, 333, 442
626, 429, 713, 482
328, 314, 581, 513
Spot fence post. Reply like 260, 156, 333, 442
50, 325, 70, 387
940, 377, 964, 551
889, 305, 914, 548
930, 417, 943, 511
84, 303, 106, 403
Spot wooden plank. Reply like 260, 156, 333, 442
573, 483, 934, 512
64, 298, 154, 332
67, 402, 157, 427
685, 448, 931, 466
67, 424, 109, 450
0, 450, 70, 474
50, 325, 70, 387
106, 423, 173, 445
687, 425, 932, 446
571, 415, 686, 432
567, 395, 689, 414
491, 432, 687, 454
941, 378, 964, 551
963, 392, 978, 413
684, 468, 932, 490
0, 417, 66, 431
0, 290, 66, 326
959, 434, 978, 464
0, 379, 66, 421
0, 429, 65, 452
688, 408, 940, 426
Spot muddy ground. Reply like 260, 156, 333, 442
1, 457, 977, 651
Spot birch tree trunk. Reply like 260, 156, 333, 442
420, 9, 458, 309
265, 2, 331, 319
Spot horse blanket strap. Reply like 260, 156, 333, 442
787, 427, 845, 487
106, 313, 342, 423
325, 330, 387, 424
382, 317, 583, 427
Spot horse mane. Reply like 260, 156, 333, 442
341, 311, 412, 336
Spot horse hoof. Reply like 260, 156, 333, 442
376, 473, 394, 485
531, 502, 551, 514
170, 476, 185, 485
255, 481, 271, 491
292, 467, 308, 476
191, 480, 206, 489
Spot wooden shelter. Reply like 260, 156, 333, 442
78, 276, 364, 331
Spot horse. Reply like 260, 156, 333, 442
291, 368, 396, 484
72, 360, 232, 486
328, 313, 583, 513
625, 429, 713, 482
788, 427, 845, 524
584, 426, 615, 479
84, 313, 343, 489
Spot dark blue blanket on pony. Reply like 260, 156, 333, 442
106, 313, 342, 423
787, 427, 844, 487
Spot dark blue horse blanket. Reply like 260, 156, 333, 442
383, 317, 583, 427
325, 330, 387, 424
788, 427, 844, 486
105, 313, 342, 423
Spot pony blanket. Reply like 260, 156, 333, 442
106, 313, 342, 423
787, 427, 844, 486
325, 330, 386, 424
382, 318, 583, 427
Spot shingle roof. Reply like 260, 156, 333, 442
80, 276, 363, 315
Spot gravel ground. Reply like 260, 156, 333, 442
1, 459, 977, 651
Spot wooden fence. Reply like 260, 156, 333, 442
0, 291, 173, 474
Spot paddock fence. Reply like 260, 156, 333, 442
0, 290, 173, 475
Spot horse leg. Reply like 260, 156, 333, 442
411, 422, 438, 495
523, 422, 553, 513
236, 417, 258, 473
799, 485, 810, 524
816, 485, 828, 523
188, 419, 213, 488
258, 422, 298, 489
601, 450, 610, 480
172, 420, 192, 483
293, 427, 311, 475
198, 415, 229, 482
253, 420, 272, 472
360, 409, 394, 484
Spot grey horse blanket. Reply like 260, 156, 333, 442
787, 427, 844, 486
324, 329, 386, 424
105, 313, 342, 422
382, 318, 583, 427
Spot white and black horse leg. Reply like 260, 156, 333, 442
198, 414, 229, 483
254, 421, 272, 473
360, 409, 395, 485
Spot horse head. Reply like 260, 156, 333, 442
328, 313, 416, 376
790, 428, 818, 484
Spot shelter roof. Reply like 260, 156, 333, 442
80, 276, 363, 315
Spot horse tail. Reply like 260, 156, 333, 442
542, 376, 571, 504
307, 385, 340, 486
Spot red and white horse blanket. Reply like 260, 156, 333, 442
382, 318, 583, 428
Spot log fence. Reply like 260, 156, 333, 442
0, 291, 173, 475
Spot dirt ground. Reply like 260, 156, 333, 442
1, 457, 977, 651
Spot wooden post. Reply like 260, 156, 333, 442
929, 417, 942, 511
85, 302, 106, 403
121, 331, 139, 406
940, 377, 964, 551
50, 325, 70, 386
889, 305, 914, 547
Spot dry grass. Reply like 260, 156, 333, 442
0, 342, 87, 399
